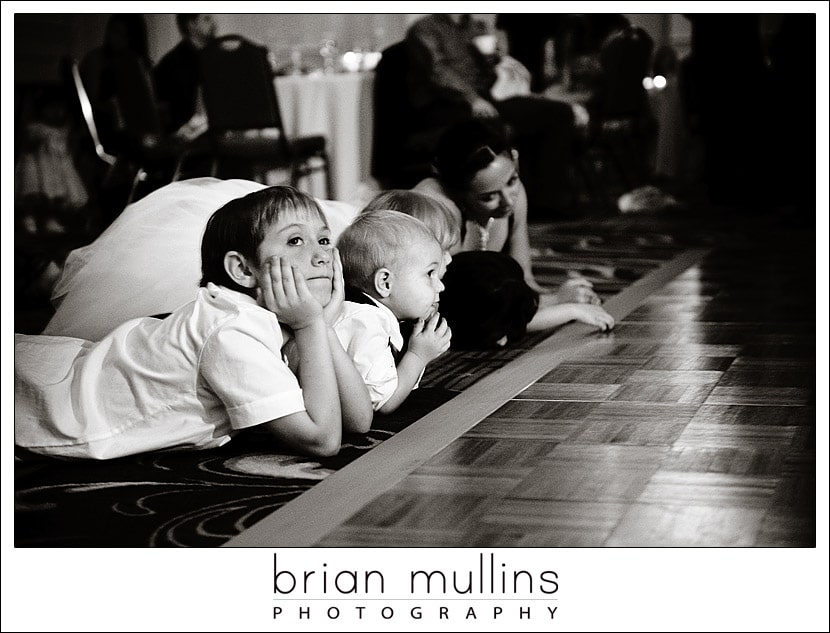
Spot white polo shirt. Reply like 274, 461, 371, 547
333, 296, 411, 411
15, 283, 305, 459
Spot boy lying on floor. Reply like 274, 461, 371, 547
15, 186, 372, 459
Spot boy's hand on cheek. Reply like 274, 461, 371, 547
260, 256, 324, 330
408, 312, 452, 363
323, 248, 345, 326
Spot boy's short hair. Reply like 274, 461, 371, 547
338, 209, 438, 293
362, 189, 460, 253
433, 118, 514, 190
200, 185, 325, 294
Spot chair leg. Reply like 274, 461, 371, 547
289, 164, 300, 190
126, 168, 148, 205
172, 154, 187, 182
321, 151, 333, 200
289, 154, 333, 200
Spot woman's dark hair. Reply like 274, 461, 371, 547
200, 186, 325, 295
433, 118, 514, 190
439, 251, 539, 349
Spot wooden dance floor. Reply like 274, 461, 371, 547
229, 212, 816, 548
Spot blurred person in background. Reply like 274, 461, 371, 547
154, 14, 217, 135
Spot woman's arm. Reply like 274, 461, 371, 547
507, 182, 600, 303
551, 277, 603, 305
528, 298, 615, 333
506, 182, 549, 294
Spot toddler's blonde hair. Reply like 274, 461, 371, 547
338, 209, 440, 294
362, 189, 460, 253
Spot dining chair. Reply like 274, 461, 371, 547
200, 35, 332, 198
69, 60, 118, 174
69, 57, 207, 206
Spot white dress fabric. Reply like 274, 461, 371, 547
44, 177, 359, 341
15, 283, 304, 460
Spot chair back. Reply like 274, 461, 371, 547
69, 59, 117, 165
200, 35, 284, 132
198, 35, 330, 194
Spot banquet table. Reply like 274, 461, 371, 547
274, 71, 375, 202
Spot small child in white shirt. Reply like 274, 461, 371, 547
15, 186, 372, 459
334, 210, 452, 413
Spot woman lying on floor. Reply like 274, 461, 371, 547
363, 189, 614, 350
414, 117, 599, 300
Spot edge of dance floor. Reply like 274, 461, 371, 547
225, 248, 710, 547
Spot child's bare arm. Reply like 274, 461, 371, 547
326, 329, 374, 433
377, 313, 452, 414
528, 300, 615, 333
260, 257, 341, 457
324, 249, 374, 433
266, 322, 341, 457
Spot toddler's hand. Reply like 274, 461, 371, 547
323, 248, 345, 326
556, 277, 602, 305
408, 312, 452, 363
568, 303, 615, 332
259, 256, 323, 330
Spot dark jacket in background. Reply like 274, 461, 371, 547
406, 14, 496, 113
154, 40, 202, 133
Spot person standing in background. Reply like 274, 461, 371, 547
496, 13, 564, 93
405, 13, 578, 220
154, 14, 216, 135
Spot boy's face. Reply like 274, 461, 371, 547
461, 152, 521, 222
385, 236, 445, 321
255, 211, 333, 307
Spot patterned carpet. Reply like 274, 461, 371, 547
14, 210, 728, 547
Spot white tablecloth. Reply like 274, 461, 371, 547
275, 72, 374, 202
